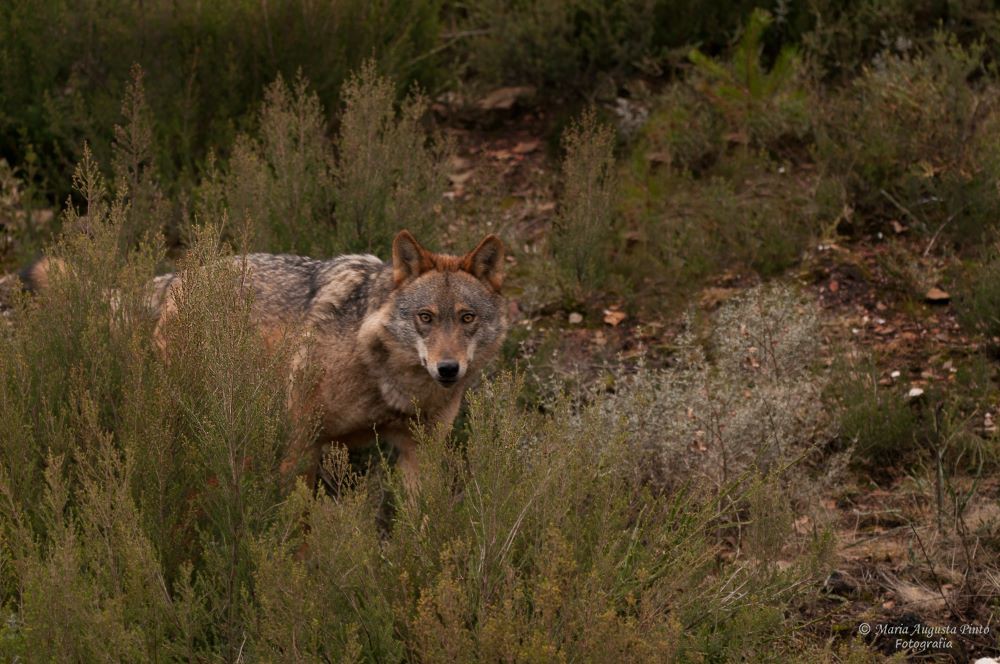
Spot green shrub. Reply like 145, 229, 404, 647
249, 372, 831, 662
957, 239, 1000, 340
110, 66, 173, 252
688, 8, 812, 150
0, 143, 831, 657
834, 359, 922, 466
552, 109, 617, 295
0, 145, 296, 658
0, 153, 49, 269
798, 0, 1000, 78
459, 0, 659, 89
620, 150, 819, 297
629, 84, 723, 174
201, 73, 336, 255
457, 0, 778, 90
0, 0, 443, 202
332, 62, 450, 255
814, 33, 1000, 245
194, 65, 449, 258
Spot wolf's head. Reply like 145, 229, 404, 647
384, 230, 507, 387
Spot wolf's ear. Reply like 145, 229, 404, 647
462, 234, 505, 291
392, 230, 432, 286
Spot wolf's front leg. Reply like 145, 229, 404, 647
391, 432, 421, 497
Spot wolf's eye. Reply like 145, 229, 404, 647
460, 312, 476, 324
418, 311, 433, 324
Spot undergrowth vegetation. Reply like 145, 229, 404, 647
0, 148, 835, 659
598, 285, 833, 495
816, 33, 1000, 246
3, 2, 1000, 660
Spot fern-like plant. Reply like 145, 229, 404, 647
688, 8, 808, 146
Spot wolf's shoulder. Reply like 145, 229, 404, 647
306, 253, 390, 322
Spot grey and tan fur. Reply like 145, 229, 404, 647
23, 230, 507, 490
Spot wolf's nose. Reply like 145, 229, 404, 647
437, 360, 460, 380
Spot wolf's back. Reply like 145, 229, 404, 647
4, 251, 397, 348
151, 252, 390, 334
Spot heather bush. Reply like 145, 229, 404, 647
197, 65, 449, 258
958, 251, 1000, 340
332, 63, 450, 254
249, 372, 833, 662
591, 284, 833, 499
0, 142, 297, 658
457, 0, 785, 90
629, 84, 723, 175
111, 66, 173, 252
832, 358, 922, 467
620, 151, 819, 297
459, 0, 660, 89
798, 0, 1000, 78
0, 155, 50, 268
203, 73, 336, 255
551, 109, 617, 295
0, 159, 28, 267
615, 11, 820, 299
0, 140, 833, 657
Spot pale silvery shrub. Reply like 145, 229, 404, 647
595, 284, 831, 496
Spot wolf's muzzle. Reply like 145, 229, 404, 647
436, 360, 460, 385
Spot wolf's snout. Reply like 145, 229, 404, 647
436, 360, 460, 383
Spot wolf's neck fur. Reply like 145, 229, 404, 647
356, 302, 416, 414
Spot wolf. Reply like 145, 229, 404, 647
19, 230, 508, 490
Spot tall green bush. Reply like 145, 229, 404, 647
552, 109, 617, 295
0, 0, 443, 201
332, 63, 450, 255
194, 65, 448, 258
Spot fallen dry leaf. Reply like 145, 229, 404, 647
925, 287, 950, 303
512, 139, 540, 154
603, 309, 626, 326
568, 312, 583, 325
